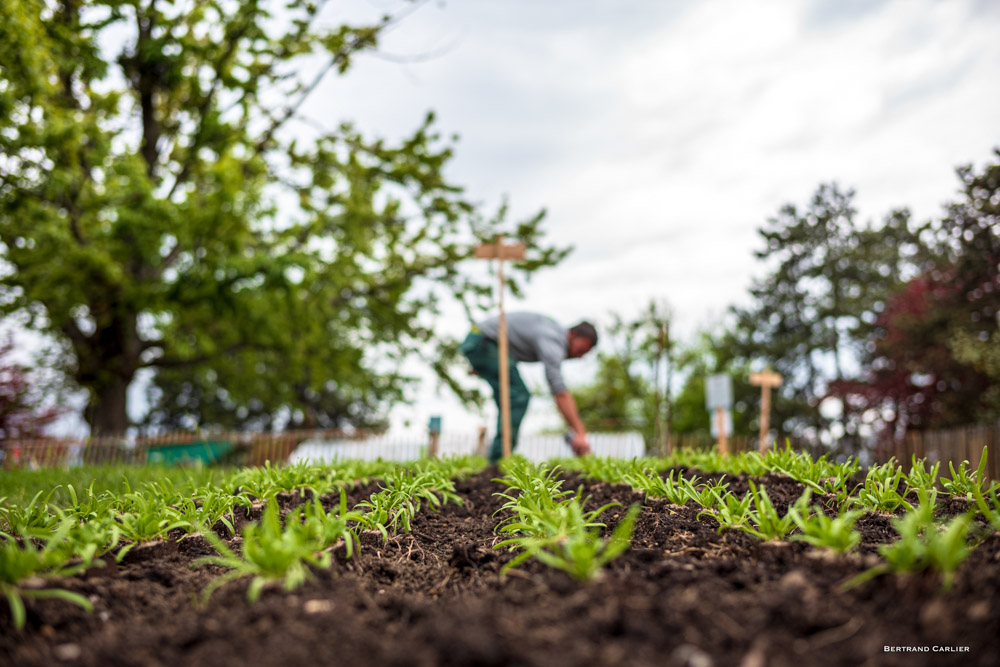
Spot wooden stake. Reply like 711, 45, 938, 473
497, 255, 512, 459
715, 406, 728, 457
750, 369, 783, 455
476, 426, 488, 458
474, 235, 526, 459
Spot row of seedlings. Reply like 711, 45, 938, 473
0, 456, 486, 626
558, 447, 1000, 590
492, 458, 640, 581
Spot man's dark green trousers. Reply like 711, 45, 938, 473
460, 330, 531, 463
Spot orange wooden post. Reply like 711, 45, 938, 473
474, 236, 526, 459
715, 407, 728, 457
749, 369, 783, 455
705, 374, 733, 458
476, 426, 488, 458
427, 416, 442, 459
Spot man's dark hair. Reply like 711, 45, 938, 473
570, 321, 598, 345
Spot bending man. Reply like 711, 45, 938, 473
460, 311, 597, 463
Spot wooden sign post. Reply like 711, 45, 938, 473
705, 374, 733, 458
715, 407, 728, 458
749, 369, 783, 455
474, 236, 526, 459
427, 416, 441, 459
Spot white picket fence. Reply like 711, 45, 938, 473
289, 431, 646, 463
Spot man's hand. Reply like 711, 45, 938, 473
570, 431, 591, 457
554, 391, 590, 456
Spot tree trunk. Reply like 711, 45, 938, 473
74, 311, 141, 437
86, 376, 131, 435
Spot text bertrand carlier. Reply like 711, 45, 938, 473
884, 647, 971, 653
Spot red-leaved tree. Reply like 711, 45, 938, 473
0, 334, 62, 439
831, 273, 992, 440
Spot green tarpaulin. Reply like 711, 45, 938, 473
146, 441, 233, 466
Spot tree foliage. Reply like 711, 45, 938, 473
0, 1, 568, 433
570, 301, 676, 450
730, 183, 928, 443
832, 153, 1000, 431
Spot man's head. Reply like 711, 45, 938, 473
567, 321, 598, 358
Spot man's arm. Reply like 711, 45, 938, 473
554, 391, 591, 456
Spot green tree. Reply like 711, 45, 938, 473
0, 1, 568, 433
670, 326, 754, 437
939, 151, 1000, 415
731, 183, 926, 447
570, 300, 675, 451
833, 152, 1000, 430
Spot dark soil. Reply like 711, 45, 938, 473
2, 469, 997, 667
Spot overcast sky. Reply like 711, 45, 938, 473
25, 0, 1000, 437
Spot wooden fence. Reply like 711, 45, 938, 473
0, 429, 386, 470
0, 430, 670, 469
4, 424, 996, 479
877, 422, 1000, 483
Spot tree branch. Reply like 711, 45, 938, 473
164, 7, 261, 200
252, 18, 391, 155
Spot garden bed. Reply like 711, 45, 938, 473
2, 468, 997, 667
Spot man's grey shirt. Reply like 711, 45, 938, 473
477, 312, 569, 395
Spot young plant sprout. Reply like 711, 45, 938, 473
497, 504, 641, 582
972, 482, 1000, 531
855, 460, 913, 514
114, 493, 190, 561
697, 489, 753, 533
493, 460, 640, 580
787, 504, 863, 554
0, 522, 96, 630
624, 470, 689, 505
0, 489, 62, 538
940, 447, 990, 500
845, 490, 975, 591
196, 501, 331, 603
906, 456, 941, 495
739, 482, 808, 541
680, 476, 728, 509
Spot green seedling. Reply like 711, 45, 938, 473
624, 470, 689, 505
972, 483, 1000, 530
497, 487, 619, 541
855, 460, 913, 513
115, 494, 189, 561
845, 490, 972, 591
906, 456, 940, 495
926, 513, 974, 590
940, 447, 989, 500
732, 452, 770, 477
63, 482, 116, 525
820, 460, 862, 510
493, 461, 639, 581
497, 503, 640, 581
787, 505, 863, 554
297, 490, 363, 557
354, 489, 410, 540
740, 482, 806, 541
763, 443, 826, 493
196, 501, 330, 603
177, 492, 238, 537
0, 525, 95, 630
0, 489, 62, 538
681, 476, 728, 509
697, 489, 753, 532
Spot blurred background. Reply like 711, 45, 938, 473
1, 0, 998, 463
